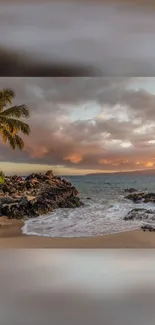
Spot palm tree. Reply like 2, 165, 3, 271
0, 88, 30, 150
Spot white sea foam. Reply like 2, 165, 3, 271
22, 198, 155, 237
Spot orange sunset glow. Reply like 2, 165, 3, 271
64, 154, 83, 164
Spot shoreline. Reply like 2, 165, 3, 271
0, 217, 155, 248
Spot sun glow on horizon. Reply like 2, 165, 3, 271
146, 162, 154, 167
0, 162, 120, 176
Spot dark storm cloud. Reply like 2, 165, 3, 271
1, 77, 154, 124
0, 77, 134, 105
1, 77, 154, 118
120, 89, 155, 121
0, 77, 132, 113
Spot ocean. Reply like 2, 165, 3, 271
22, 174, 155, 237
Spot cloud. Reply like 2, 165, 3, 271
0, 77, 155, 173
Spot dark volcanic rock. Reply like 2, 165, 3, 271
19, 196, 29, 207
124, 188, 138, 193
0, 197, 17, 205
45, 170, 54, 178
141, 224, 155, 232
125, 192, 155, 203
124, 208, 155, 221
143, 193, 155, 203
0, 170, 83, 219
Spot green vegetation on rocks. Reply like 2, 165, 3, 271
0, 170, 5, 184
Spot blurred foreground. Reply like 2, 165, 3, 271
0, 250, 155, 324
1, 1, 155, 76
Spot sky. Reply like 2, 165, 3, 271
1, 77, 155, 175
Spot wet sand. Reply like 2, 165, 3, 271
0, 216, 155, 248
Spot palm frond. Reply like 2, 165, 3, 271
14, 134, 25, 150
0, 88, 15, 110
1, 127, 16, 150
19, 121, 30, 135
1, 104, 30, 118
0, 88, 30, 150
0, 116, 30, 135
0, 127, 25, 150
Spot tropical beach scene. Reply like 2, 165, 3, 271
1, 77, 155, 248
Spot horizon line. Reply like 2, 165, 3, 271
3, 167, 155, 177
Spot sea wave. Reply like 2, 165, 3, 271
22, 198, 155, 237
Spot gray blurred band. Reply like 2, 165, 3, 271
1, 2, 155, 76
0, 250, 155, 325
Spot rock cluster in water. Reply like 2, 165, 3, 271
141, 224, 155, 232
124, 189, 155, 226
124, 208, 155, 221
124, 188, 138, 193
0, 170, 83, 219
125, 191, 155, 203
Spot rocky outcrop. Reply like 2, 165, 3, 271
123, 190, 155, 226
124, 208, 155, 221
0, 170, 83, 219
141, 225, 155, 232
125, 192, 155, 203
124, 188, 138, 193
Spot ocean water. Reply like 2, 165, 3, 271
22, 174, 155, 237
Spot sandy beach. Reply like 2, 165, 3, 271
0, 216, 155, 248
